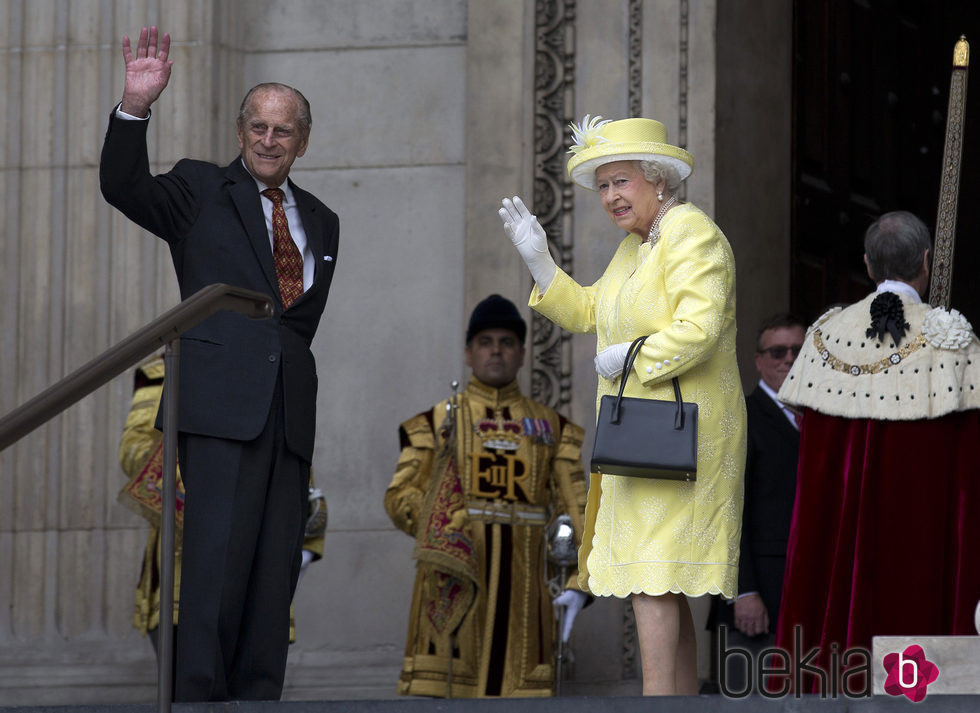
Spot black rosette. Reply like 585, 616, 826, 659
866, 292, 910, 346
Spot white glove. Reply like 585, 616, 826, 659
498, 196, 557, 292
553, 589, 588, 643
594, 342, 632, 380
296, 549, 315, 588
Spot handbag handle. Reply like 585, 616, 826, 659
610, 336, 685, 430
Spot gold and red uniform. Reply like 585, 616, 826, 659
385, 376, 587, 698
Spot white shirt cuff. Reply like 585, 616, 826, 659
114, 103, 149, 121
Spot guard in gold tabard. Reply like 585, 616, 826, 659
117, 355, 326, 652
385, 294, 589, 698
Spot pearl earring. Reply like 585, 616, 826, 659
657, 191, 664, 201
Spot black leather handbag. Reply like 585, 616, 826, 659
590, 336, 698, 481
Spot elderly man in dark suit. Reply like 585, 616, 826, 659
710, 313, 805, 694
100, 27, 339, 702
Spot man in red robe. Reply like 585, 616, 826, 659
774, 210, 980, 695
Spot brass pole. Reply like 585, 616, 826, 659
928, 36, 970, 309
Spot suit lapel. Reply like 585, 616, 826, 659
291, 180, 326, 290
226, 160, 281, 301
752, 388, 801, 442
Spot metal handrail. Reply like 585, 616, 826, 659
0, 283, 275, 713
0, 284, 274, 451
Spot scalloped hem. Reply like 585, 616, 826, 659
586, 581, 735, 600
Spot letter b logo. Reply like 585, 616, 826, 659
898, 653, 918, 688
883, 644, 939, 702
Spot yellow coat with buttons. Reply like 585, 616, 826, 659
531, 202, 746, 599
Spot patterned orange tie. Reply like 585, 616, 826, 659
262, 187, 304, 309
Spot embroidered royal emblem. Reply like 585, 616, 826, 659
475, 410, 523, 450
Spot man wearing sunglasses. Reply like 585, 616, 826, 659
710, 313, 806, 694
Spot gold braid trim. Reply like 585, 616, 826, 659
812, 329, 927, 376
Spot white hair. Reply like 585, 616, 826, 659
638, 160, 682, 194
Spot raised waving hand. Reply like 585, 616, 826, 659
120, 26, 173, 117
498, 196, 557, 292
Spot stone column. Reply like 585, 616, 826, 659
0, 1, 230, 704
464, 0, 536, 394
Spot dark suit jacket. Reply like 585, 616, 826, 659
712, 385, 800, 631
100, 112, 339, 462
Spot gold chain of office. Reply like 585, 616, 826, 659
812, 329, 927, 376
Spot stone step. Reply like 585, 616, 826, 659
3, 693, 980, 713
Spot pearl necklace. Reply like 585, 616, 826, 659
645, 195, 677, 246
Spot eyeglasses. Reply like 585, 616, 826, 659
757, 345, 803, 359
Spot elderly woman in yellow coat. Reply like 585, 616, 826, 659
498, 116, 746, 695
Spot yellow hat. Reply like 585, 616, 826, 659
566, 115, 693, 190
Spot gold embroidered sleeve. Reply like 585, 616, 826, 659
384, 413, 436, 537
118, 363, 165, 480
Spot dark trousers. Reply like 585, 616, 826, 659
174, 380, 307, 702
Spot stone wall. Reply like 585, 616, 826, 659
0, 0, 469, 702
0, 0, 793, 704
1, 1, 218, 704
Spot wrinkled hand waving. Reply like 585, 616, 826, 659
498, 196, 556, 292
120, 26, 174, 117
